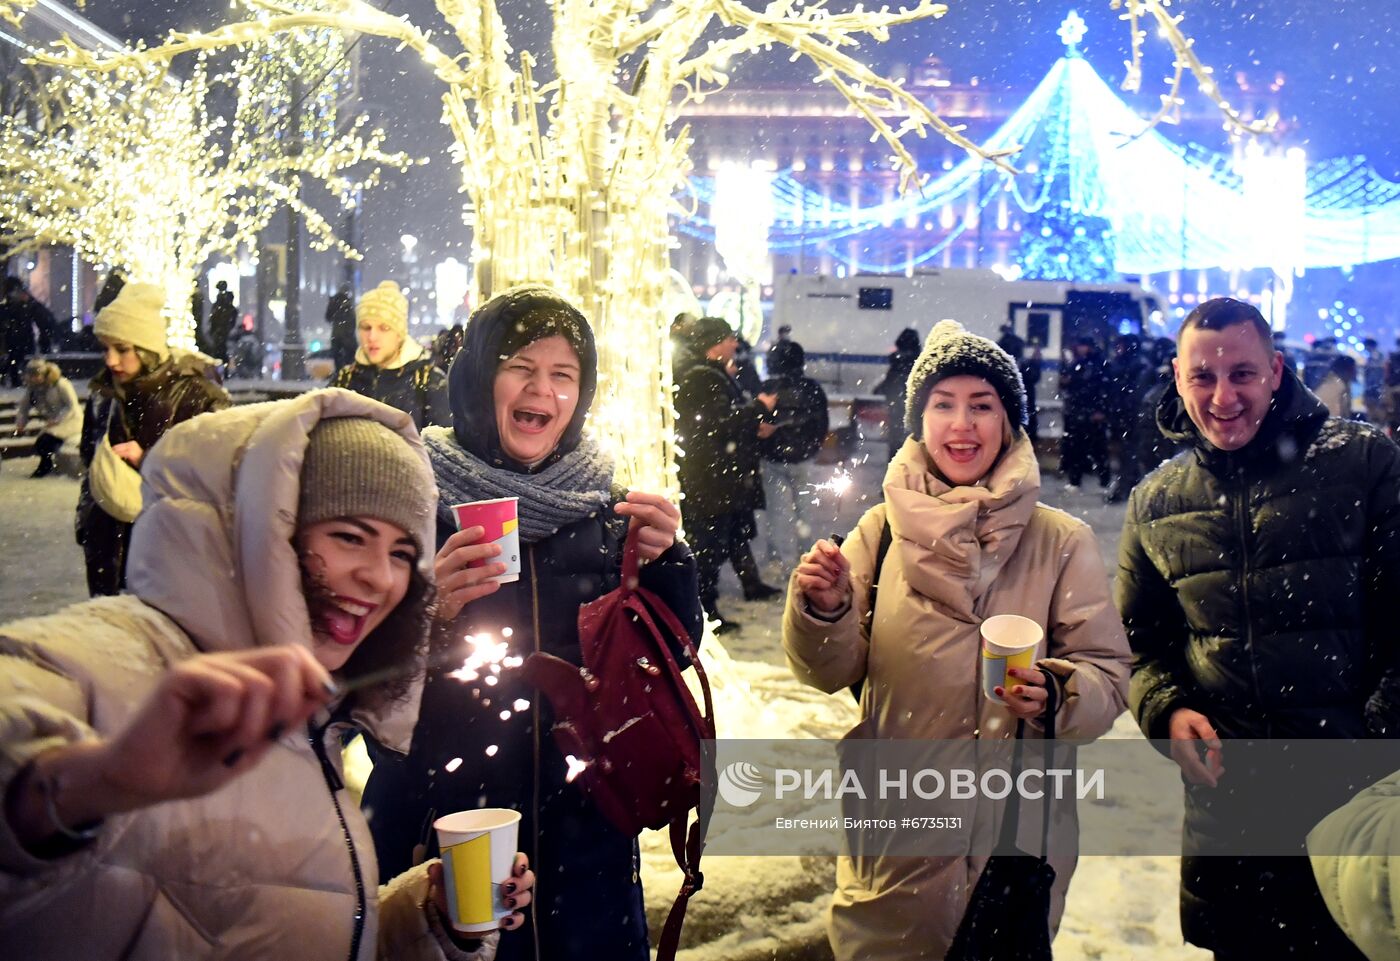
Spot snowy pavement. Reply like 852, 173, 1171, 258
0, 448, 1208, 960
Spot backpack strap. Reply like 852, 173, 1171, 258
849, 516, 894, 703
620, 523, 716, 961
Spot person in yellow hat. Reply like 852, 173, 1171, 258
78, 281, 229, 596
330, 281, 448, 430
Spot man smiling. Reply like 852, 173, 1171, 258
1116, 297, 1400, 960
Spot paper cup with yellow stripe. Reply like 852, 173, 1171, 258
451, 497, 521, 583
434, 809, 522, 933
980, 614, 1043, 702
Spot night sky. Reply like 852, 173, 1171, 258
70, 0, 1400, 317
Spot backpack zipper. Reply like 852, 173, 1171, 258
310, 729, 367, 961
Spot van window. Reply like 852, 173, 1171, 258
858, 287, 893, 310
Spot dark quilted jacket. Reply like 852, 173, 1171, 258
330, 356, 448, 431
1116, 367, 1400, 955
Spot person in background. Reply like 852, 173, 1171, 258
1388, 334, 1400, 437
330, 281, 448, 431
996, 321, 1025, 362
1058, 335, 1110, 491
732, 333, 763, 399
1304, 335, 1339, 390
1104, 333, 1151, 503
757, 338, 829, 571
673, 316, 780, 631
1118, 297, 1400, 961
15, 359, 81, 478
873, 328, 921, 461
1363, 337, 1387, 424
1136, 337, 1184, 472
207, 280, 237, 364
1271, 330, 1295, 376
328, 284, 358, 371
77, 282, 230, 596
785, 319, 1130, 960
1019, 339, 1043, 443
2, 278, 56, 388
1315, 354, 1358, 419
0, 392, 535, 961
363, 286, 700, 961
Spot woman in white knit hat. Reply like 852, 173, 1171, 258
330, 280, 448, 430
77, 281, 229, 596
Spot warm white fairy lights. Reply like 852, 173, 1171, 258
0, 49, 409, 350
33, 0, 1249, 488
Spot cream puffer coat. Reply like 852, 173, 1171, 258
1309, 770, 1400, 961
0, 389, 495, 961
783, 434, 1131, 961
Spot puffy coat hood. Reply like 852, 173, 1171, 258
1155, 364, 1327, 473
125, 388, 436, 752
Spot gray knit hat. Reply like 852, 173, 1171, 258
905, 319, 1027, 437
298, 417, 434, 554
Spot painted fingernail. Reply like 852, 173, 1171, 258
502, 881, 517, 895
223, 748, 244, 767
505, 896, 518, 908
267, 722, 285, 742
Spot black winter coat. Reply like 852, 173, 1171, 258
330, 356, 448, 431
674, 356, 768, 517
76, 358, 230, 595
759, 373, 828, 463
363, 506, 702, 961
1058, 352, 1108, 419
1117, 368, 1400, 954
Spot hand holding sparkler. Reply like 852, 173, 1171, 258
796, 539, 852, 616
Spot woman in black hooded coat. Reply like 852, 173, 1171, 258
361, 285, 702, 961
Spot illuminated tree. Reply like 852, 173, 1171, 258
0, 53, 408, 349
29, 0, 1259, 489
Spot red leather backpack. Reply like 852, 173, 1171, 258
522, 526, 715, 960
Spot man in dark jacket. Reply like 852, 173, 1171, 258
1058, 335, 1110, 489
1117, 297, 1400, 961
757, 339, 829, 569
873, 327, 920, 461
1103, 333, 1150, 502
674, 316, 779, 630
206, 280, 237, 363
2, 278, 55, 387
326, 283, 357, 370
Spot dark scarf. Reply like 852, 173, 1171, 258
424, 426, 614, 543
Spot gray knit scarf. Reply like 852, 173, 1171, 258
422, 426, 615, 543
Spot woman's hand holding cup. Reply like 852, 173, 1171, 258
796, 539, 851, 615
996, 666, 1050, 720
435, 525, 506, 621
427, 852, 535, 935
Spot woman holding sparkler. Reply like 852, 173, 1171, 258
362, 285, 702, 961
784, 319, 1131, 961
0, 390, 533, 961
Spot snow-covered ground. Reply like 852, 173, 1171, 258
0, 446, 1207, 960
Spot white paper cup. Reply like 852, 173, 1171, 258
434, 808, 522, 933
980, 614, 1044, 702
451, 497, 521, 584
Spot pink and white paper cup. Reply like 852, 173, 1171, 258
450, 497, 521, 584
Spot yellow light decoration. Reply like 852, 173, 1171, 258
35, 0, 1251, 491
0, 50, 411, 350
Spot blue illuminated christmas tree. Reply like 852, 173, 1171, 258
1016, 12, 1119, 283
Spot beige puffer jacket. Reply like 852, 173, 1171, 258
783, 434, 1131, 961
0, 389, 494, 961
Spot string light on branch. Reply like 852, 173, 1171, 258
0, 47, 410, 349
